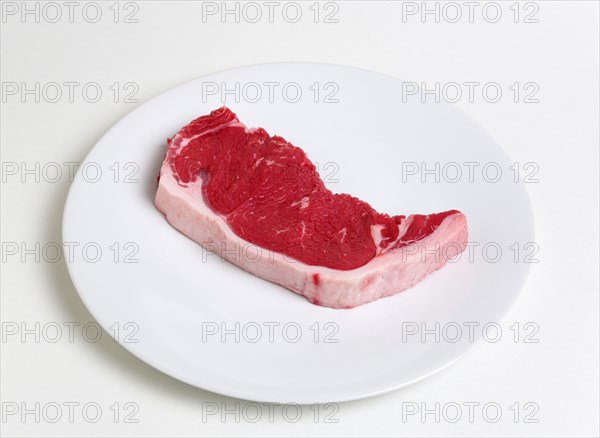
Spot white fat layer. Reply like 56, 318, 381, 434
370, 216, 415, 255
370, 224, 385, 253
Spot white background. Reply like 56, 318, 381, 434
1, 1, 599, 437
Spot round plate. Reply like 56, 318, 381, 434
63, 63, 534, 403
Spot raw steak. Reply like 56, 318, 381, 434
155, 107, 468, 308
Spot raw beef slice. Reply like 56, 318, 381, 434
155, 107, 468, 309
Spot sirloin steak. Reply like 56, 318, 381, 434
155, 107, 468, 309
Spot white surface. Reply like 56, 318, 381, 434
1, 1, 598, 437
63, 63, 532, 403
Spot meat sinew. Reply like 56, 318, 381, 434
155, 107, 468, 308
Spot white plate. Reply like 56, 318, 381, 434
63, 63, 534, 403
